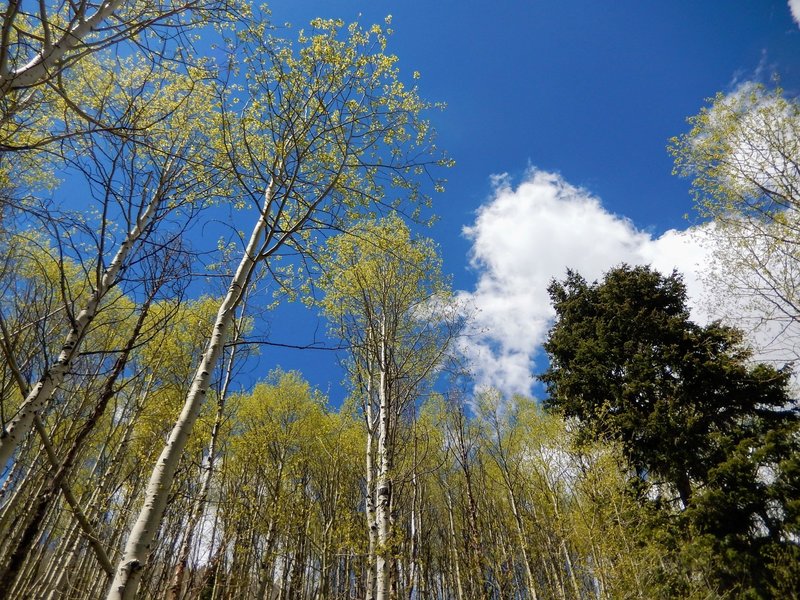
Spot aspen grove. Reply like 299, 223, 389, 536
1, 3, 799, 600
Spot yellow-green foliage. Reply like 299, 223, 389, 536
0, 232, 87, 411
129, 296, 228, 463
320, 214, 445, 323
670, 84, 800, 222
319, 214, 455, 407
223, 16, 449, 221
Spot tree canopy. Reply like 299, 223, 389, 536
0, 3, 798, 600
541, 264, 800, 597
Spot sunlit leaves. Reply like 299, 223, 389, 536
220, 17, 448, 234
670, 84, 800, 222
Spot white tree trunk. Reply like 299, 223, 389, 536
445, 490, 465, 600
408, 435, 421, 600
32, 416, 114, 576
0, 0, 125, 93
106, 184, 275, 600
375, 317, 391, 600
507, 486, 538, 600
0, 195, 161, 467
166, 348, 232, 600
365, 384, 377, 600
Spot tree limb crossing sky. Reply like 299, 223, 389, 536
257, 1, 800, 398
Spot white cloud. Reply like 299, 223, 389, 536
460, 81, 800, 398
681, 83, 800, 371
459, 169, 711, 396
789, 0, 800, 27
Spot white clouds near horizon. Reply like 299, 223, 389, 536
458, 169, 711, 397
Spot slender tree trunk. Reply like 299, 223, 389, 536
0, 416, 115, 596
42, 403, 140, 600
444, 490, 465, 600
0, 444, 41, 538
38, 514, 80, 598
0, 193, 161, 467
107, 182, 276, 600
189, 477, 226, 600
0, 0, 126, 94
0, 441, 26, 500
550, 490, 581, 600
0, 291, 154, 594
611, 494, 643, 597
459, 454, 485, 599
289, 498, 311, 600
167, 341, 237, 600
256, 459, 286, 600
506, 483, 539, 600
389, 481, 399, 600
375, 318, 392, 600
561, 538, 582, 600
318, 518, 331, 600
544, 527, 567, 600
408, 453, 419, 600
209, 541, 225, 600
364, 380, 377, 600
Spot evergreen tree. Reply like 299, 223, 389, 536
541, 264, 800, 597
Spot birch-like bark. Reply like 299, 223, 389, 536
551, 495, 582, 600
166, 338, 237, 600
33, 416, 113, 571
408, 445, 420, 600
364, 379, 377, 600
409, 427, 429, 600
375, 316, 392, 600
0, 286, 156, 594
0, 0, 125, 95
0, 444, 24, 499
255, 456, 285, 600
40, 515, 82, 599
107, 182, 275, 600
0, 439, 39, 533
507, 486, 539, 600
452, 414, 485, 600
42, 395, 140, 600
165, 403, 223, 600
0, 194, 161, 467
445, 489, 465, 600
487, 410, 540, 600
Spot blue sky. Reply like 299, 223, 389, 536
269, 1, 800, 248
238, 1, 800, 399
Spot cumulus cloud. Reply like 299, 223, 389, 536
458, 169, 711, 396
789, 0, 800, 27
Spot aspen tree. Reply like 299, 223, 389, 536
670, 85, 800, 361
320, 216, 460, 600
166, 314, 243, 600
476, 391, 541, 600
0, 1, 239, 95
0, 0, 245, 155
0, 265, 173, 596
0, 65, 220, 468
109, 18, 448, 598
0, 236, 198, 597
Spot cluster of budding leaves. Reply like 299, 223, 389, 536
227, 15, 448, 213
671, 83, 800, 221
669, 84, 800, 364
